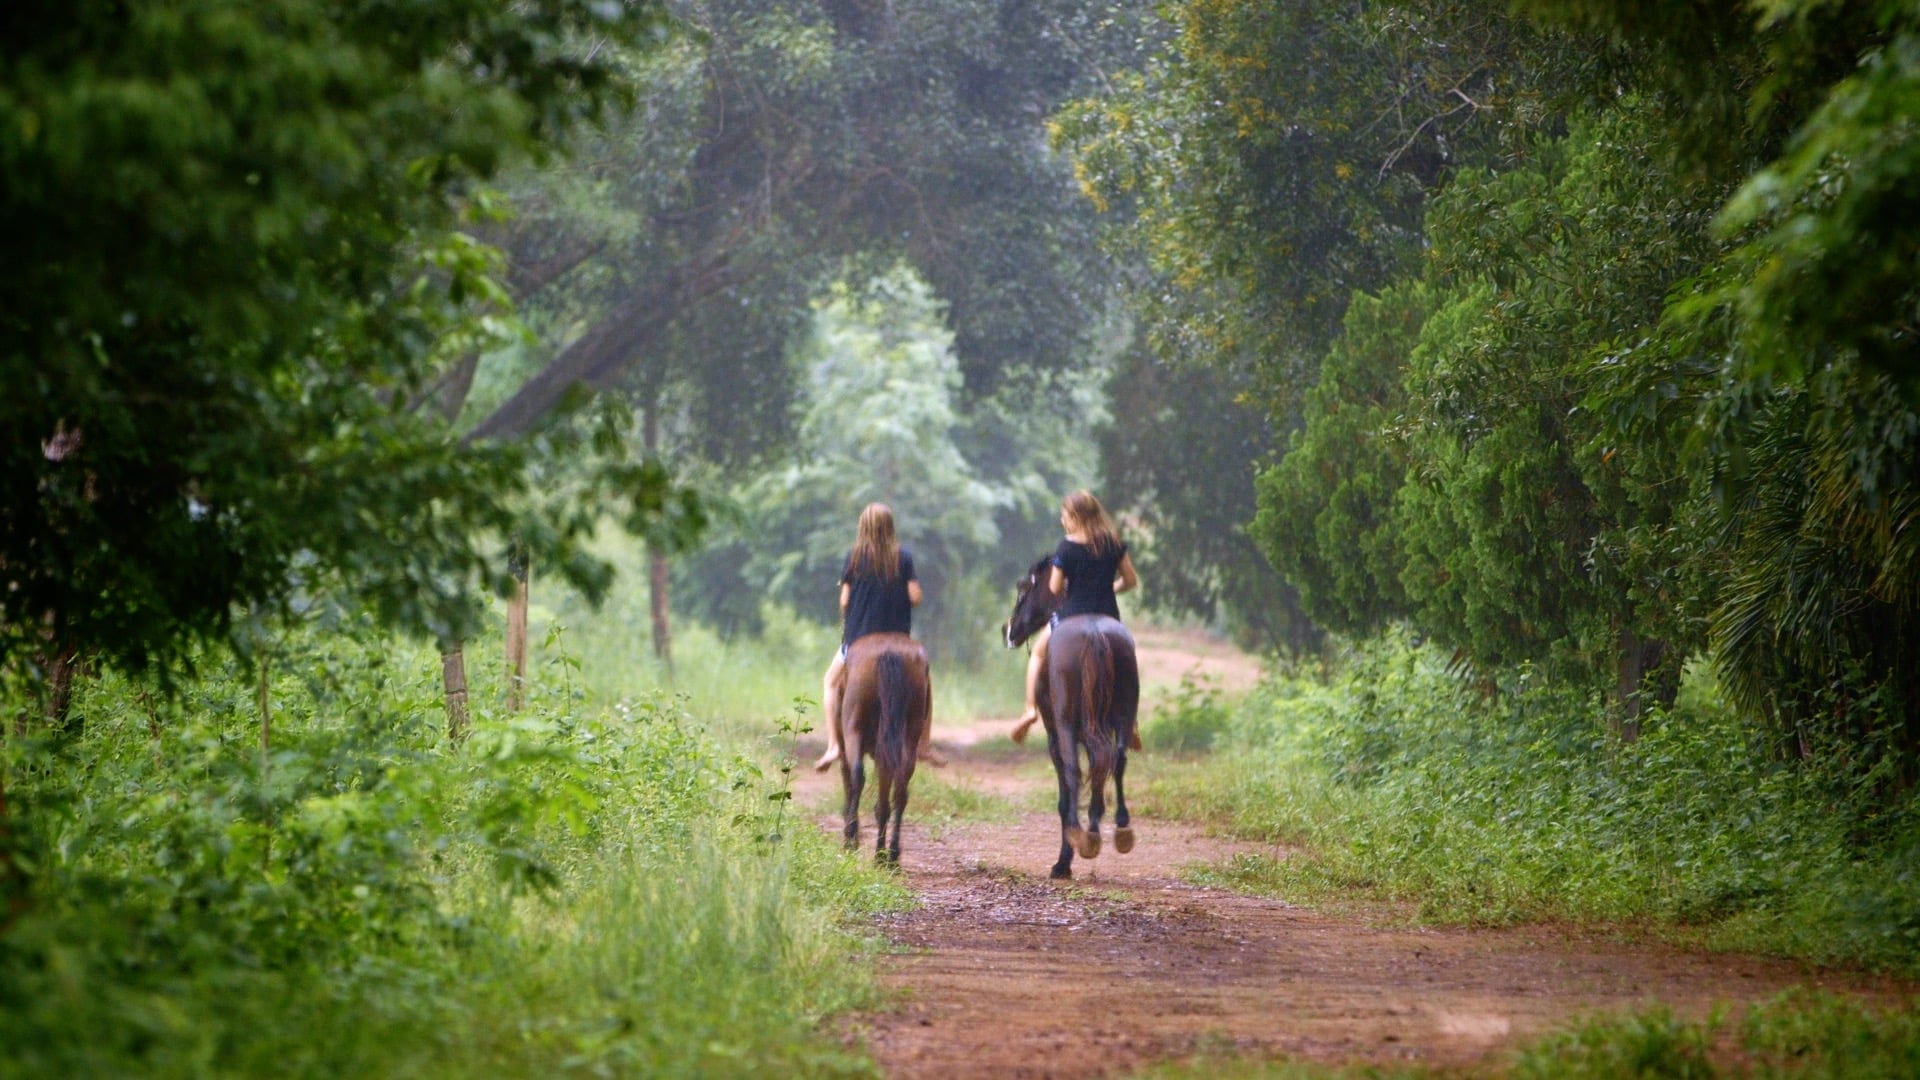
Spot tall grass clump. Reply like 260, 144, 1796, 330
1151, 632, 1920, 974
1, 611, 905, 1078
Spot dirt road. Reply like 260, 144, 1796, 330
794, 629, 1911, 1078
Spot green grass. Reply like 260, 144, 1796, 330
1124, 993, 1920, 1079
1138, 639, 1920, 976
2, 605, 912, 1078
807, 769, 1024, 838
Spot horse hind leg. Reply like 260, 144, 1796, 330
1048, 726, 1077, 879
872, 763, 895, 864
841, 740, 865, 852
1078, 754, 1105, 861
1063, 742, 1100, 862
886, 771, 910, 865
1114, 652, 1139, 854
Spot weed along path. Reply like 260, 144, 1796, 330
791, 630, 1910, 1078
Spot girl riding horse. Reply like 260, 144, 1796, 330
1012, 490, 1140, 746
815, 502, 944, 771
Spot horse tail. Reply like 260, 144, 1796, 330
1077, 628, 1117, 777
875, 649, 918, 778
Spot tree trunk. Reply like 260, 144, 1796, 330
257, 657, 271, 760
433, 351, 481, 422
1612, 629, 1672, 743
441, 642, 471, 745
464, 250, 743, 443
649, 546, 673, 668
642, 400, 673, 669
505, 552, 530, 711
0, 768, 22, 930
45, 642, 79, 731
258, 657, 272, 872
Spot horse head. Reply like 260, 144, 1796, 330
1003, 555, 1060, 648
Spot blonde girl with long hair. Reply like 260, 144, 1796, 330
1011, 490, 1140, 744
815, 503, 944, 770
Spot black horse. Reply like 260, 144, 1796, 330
837, 632, 932, 865
1003, 556, 1140, 879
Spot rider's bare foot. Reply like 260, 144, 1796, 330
1010, 711, 1039, 744
922, 746, 948, 767
813, 746, 841, 772
1128, 729, 1143, 751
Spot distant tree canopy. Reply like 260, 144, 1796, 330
1, 0, 678, 675
460, 0, 1154, 456
1064, 0, 1920, 772
670, 267, 1105, 665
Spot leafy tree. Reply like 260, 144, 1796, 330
1506, 0, 1920, 768
1051, 1, 1565, 648
1251, 284, 1436, 639
2, 0, 675, 682
1054, 1, 1561, 397
1102, 343, 1319, 651
1706, 372, 1920, 770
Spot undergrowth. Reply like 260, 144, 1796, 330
1145, 634, 1920, 976
1, 610, 909, 1077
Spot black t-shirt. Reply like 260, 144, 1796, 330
1052, 538, 1127, 620
841, 547, 917, 645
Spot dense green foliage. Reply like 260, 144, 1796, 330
1062, 0, 1920, 774
1, 0, 682, 676
1145, 636, 1920, 974
1, 616, 901, 1076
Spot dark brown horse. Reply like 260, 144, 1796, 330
1004, 556, 1140, 879
837, 632, 932, 864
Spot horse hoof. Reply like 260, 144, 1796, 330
1071, 827, 1101, 859
1115, 827, 1135, 854
1050, 864, 1073, 880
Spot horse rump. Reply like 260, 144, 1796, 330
872, 647, 927, 778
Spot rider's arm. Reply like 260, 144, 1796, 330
1114, 552, 1139, 595
840, 581, 851, 616
1048, 565, 1067, 597
908, 579, 924, 606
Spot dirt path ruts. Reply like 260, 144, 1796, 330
795, 633, 1914, 1078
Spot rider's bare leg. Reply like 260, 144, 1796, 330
913, 699, 944, 764
1012, 623, 1051, 744
814, 652, 847, 771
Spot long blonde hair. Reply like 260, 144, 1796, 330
849, 502, 901, 581
1063, 490, 1120, 557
